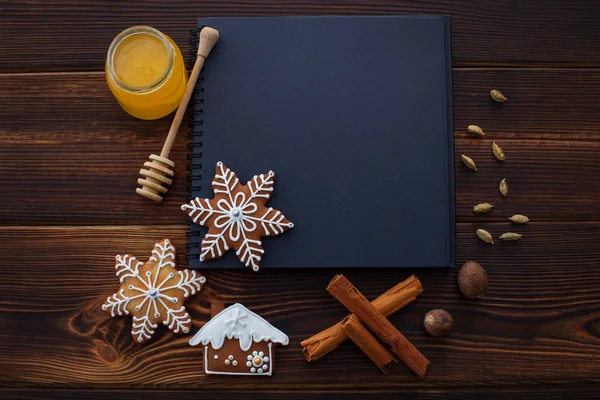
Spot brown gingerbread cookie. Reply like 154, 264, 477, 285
102, 239, 206, 343
181, 162, 294, 272
189, 303, 289, 376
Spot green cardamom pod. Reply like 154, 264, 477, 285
492, 142, 505, 161
499, 178, 508, 197
477, 229, 494, 244
461, 154, 477, 171
490, 89, 507, 102
467, 125, 485, 137
473, 203, 494, 214
509, 214, 529, 224
500, 232, 523, 241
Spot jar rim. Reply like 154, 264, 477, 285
106, 25, 175, 93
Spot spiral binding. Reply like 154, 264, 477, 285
185, 26, 205, 261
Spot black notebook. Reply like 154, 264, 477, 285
187, 16, 454, 269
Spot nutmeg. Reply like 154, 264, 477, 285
423, 309, 454, 337
458, 261, 488, 299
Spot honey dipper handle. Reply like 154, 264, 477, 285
160, 27, 219, 159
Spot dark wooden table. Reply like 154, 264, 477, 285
1, 1, 600, 399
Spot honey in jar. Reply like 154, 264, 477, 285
106, 26, 187, 120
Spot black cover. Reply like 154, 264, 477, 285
188, 15, 454, 269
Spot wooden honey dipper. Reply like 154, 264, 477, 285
137, 27, 220, 202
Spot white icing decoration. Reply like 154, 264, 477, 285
251, 367, 256, 373
103, 240, 206, 343
148, 240, 176, 268
132, 315, 157, 343
246, 361, 252, 367
250, 350, 269, 369
189, 303, 289, 351
163, 306, 191, 333
247, 171, 275, 200
235, 232, 263, 272
198, 233, 229, 261
233, 360, 238, 366
181, 197, 216, 225
252, 356, 263, 367
226, 307, 247, 329
181, 163, 293, 272
214, 355, 219, 359
262, 365, 268, 370
255, 207, 294, 236
225, 359, 230, 365
228, 355, 234, 360
114, 254, 144, 283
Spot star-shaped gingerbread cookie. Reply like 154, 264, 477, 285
181, 162, 294, 272
102, 239, 206, 343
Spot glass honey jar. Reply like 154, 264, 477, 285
106, 26, 188, 120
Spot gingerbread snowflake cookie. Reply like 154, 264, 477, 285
181, 162, 294, 272
102, 239, 206, 343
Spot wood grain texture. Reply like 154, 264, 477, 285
455, 139, 600, 222
0, 224, 598, 387
453, 68, 600, 140
0, 73, 191, 224
2, 1, 600, 72
1, 71, 599, 225
3, 386, 600, 400
2, 1, 600, 394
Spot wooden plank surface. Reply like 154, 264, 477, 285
1, 1, 600, 71
2, 0, 600, 397
3, 386, 600, 400
453, 68, 600, 140
0, 224, 598, 387
1, 70, 599, 225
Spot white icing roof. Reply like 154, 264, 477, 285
189, 303, 289, 351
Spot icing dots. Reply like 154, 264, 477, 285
250, 350, 269, 370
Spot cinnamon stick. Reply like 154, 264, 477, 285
301, 275, 423, 362
327, 275, 430, 378
341, 316, 397, 374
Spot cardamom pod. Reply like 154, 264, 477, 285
509, 214, 529, 224
490, 89, 507, 102
477, 229, 494, 244
499, 178, 508, 197
492, 142, 505, 161
473, 203, 494, 214
461, 154, 477, 171
500, 232, 523, 241
467, 125, 485, 137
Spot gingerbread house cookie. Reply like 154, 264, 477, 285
189, 303, 289, 376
